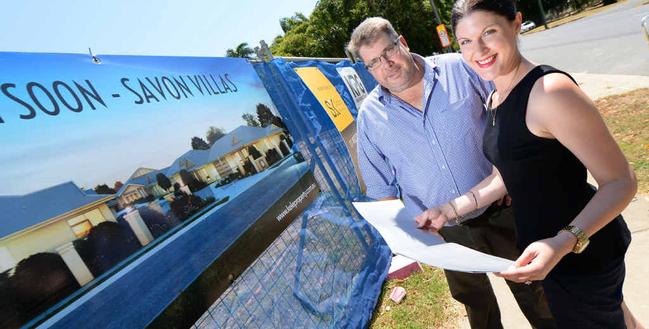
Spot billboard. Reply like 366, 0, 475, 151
0, 52, 318, 328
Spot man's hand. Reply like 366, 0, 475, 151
415, 206, 449, 233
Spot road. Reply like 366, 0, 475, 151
40, 158, 312, 328
520, 0, 649, 75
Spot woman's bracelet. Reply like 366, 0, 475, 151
467, 190, 479, 210
448, 200, 463, 221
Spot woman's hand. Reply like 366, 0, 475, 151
415, 205, 450, 233
496, 232, 576, 282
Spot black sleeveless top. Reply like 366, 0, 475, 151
483, 65, 631, 275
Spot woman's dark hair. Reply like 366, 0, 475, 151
451, 0, 517, 32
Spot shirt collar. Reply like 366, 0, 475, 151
377, 53, 439, 106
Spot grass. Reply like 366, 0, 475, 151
596, 88, 649, 194
368, 265, 462, 329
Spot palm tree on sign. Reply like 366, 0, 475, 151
225, 42, 255, 58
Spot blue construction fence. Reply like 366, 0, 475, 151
254, 58, 377, 201
188, 59, 390, 328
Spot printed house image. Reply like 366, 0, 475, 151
0, 124, 294, 280
116, 168, 169, 208
116, 124, 292, 208
203, 124, 292, 178
0, 182, 116, 273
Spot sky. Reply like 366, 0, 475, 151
0, 0, 323, 195
0, 54, 282, 195
0, 0, 318, 57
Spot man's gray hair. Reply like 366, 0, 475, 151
347, 17, 399, 60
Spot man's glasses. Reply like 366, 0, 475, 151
364, 39, 400, 71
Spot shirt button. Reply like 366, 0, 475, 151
432, 141, 436, 145
441, 165, 446, 169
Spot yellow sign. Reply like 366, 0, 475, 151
294, 67, 354, 132
436, 24, 451, 48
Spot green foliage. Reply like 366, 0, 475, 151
270, 0, 457, 58
242, 113, 261, 127
517, 0, 601, 24
280, 12, 308, 33
225, 42, 255, 58
170, 193, 207, 221
179, 169, 195, 187
191, 136, 210, 150
369, 266, 458, 329
256, 103, 275, 127
264, 0, 606, 59
94, 184, 116, 194
247, 145, 263, 159
205, 126, 225, 145
156, 173, 172, 191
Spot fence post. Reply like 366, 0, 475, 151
55, 242, 94, 286
124, 210, 154, 246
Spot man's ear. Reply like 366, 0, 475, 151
399, 35, 410, 51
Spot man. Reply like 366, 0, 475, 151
348, 17, 555, 329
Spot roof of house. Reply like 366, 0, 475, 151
115, 183, 146, 196
121, 167, 169, 191
165, 149, 211, 177
129, 167, 157, 180
209, 125, 283, 161
120, 125, 284, 187
0, 182, 114, 238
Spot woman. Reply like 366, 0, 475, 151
414, 0, 640, 327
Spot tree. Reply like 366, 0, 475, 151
10, 253, 80, 325
206, 126, 226, 145
179, 169, 196, 187
256, 103, 276, 127
242, 159, 257, 175
266, 148, 281, 165
247, 145, 263, 159
225, 42, 255, 58
269, 0, 446, 57
94, 184, 116, 194
280, 12, 309, 33
113, 181, 124, 191
516, 0, 601, 25
242, 113, 261, 127
156, 173, 172, 191
191, 136, 210, 150
79, 222, 141, 275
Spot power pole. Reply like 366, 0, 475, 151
428, 0, 442, 26
428, 0, 449, 53
537, 0, 549, 29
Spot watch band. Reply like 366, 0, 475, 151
561, 225, 590, 254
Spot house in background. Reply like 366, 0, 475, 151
0, 182, 116, 273
165, 149, 220, 187
118, 125, 292, 200
117, 167, 170, 206
116, 183, 150, 208
111, 125, 292, 211
207, 125, 291, 177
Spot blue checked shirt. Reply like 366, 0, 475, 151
357, 53, 494, 220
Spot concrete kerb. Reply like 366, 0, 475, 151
457, 73, 649, 328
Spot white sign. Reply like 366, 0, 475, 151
336, 66, 368, 109
353, 200, 513, 273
